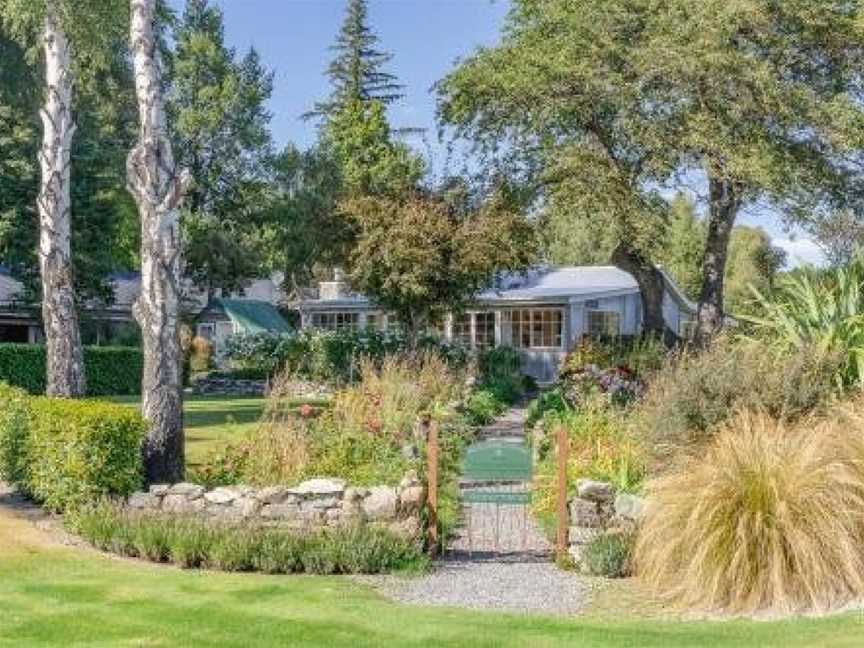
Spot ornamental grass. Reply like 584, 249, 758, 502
635, 408, 864, 615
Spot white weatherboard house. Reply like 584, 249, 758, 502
297, 266, 697, 383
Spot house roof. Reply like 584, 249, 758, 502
478, 266, 640, 301
214, 299, 291, 334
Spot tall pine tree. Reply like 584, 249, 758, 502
306, 0, 403, 120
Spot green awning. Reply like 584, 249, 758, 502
214, 299, 291, 334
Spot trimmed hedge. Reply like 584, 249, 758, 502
0, 384, 146, 511
0, 344, 143, 395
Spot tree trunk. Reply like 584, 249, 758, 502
38, 3, 86, 397
127, 0, 191, 484
611, 243, 667, 339
695, 174, 743, 345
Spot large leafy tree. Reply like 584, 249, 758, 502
438, 0, 864, 343
340, 186, 537, 344
168, 0, 274, 296
306, 0, 403, 121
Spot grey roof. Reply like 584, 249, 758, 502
479, 266, 640, 301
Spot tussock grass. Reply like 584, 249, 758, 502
635, 409, 864, 615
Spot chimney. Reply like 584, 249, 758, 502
319, 267, 350, 301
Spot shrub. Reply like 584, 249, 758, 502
632, 336, 842, 461
559, 364, 644, 408
69, 502, 427, 574
743, 257, 864, 387
0, 344, 143, 395
583, 532, 633, 578
565, 336, 666, 379
189, 337, 214, 373
22, 398, 146, 511
464, 389, 507, 426
201, 354, 465, 488
533, 400, 645, 520
0, 382, 31, 485
478, 346, 524, 404
525, 388, 568, 428
635, 409, 864, 614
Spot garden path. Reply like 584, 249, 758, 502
368, 405, 595, 615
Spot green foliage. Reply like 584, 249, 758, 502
169, 0, 274, 294
69, 502, 427, 575
633, 337, 843, 458
464, 389, 507, 426
477, 346, 525, 405
582, 532, 633, 579
224, 329, 469, 386
202, 355, 466, 488
525, 388, 568, 429
307, 0, 404, 119
0, 344, 143, 395
342, 193, 536, 342
533, 401, 645, 523
744, 258, 864, 388
0, 392, 146, 511
0, 382, 31, 486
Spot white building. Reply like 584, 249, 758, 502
297, 266, 696, 382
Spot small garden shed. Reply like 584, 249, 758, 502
195, 298, 291, 351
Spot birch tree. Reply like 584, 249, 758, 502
127, 0, 190, 483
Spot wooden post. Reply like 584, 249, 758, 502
427, 420, 439, 557
556, 424, 569, 562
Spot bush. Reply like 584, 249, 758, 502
0, 382, 31, 485
583, 532, 633, 578
743, 257, 864, 387
69, 502, 427, 574
533, 400, 645, 521
201, 354, 465, 487
525, 388, 569, 428
632, 336, 843, 461
224, 329, 469, 385
0, 344, 143, 395
188, 337, 214, 373
464, 389, 507, 426
635, 409, 864, 614
0, 393, 147, 511
477, 346, 525, 404
565, 336, 667, 379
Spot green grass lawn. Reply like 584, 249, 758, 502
1, 512, 864, 648
108, 394, 268, 465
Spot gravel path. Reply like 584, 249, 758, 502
364, 559, 596, 615
364, 404, 597, 616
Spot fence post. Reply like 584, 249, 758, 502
556, 423, 569, 563
427, 420, 439, 557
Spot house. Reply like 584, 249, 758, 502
0, 267, 290, 352
296, 266, 697, 382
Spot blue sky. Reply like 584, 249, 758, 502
173, 0, 823, 266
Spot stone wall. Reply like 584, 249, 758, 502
126, 472, 424, 538
192, 376, 267, 396
567, 478, 643, 566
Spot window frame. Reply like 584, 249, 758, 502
503, 308, 564, 350
586, 310, 621, 338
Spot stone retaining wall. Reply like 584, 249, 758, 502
126, 472, 424, 538
192, 377, 268, 396
567, 479, 643, 566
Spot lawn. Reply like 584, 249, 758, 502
1, 511, 864, 647
107, 394, 268, 465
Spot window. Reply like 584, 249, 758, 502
474, 312, 496, 350
679, 318, 698, 340
310, 312, 358, 331
503, 309, 563, 349
452, 313, 472, 346
366, 313, 379, 330
587, 311, 621, 337
196, 323, 215, 341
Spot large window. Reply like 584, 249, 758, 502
587, 310, 621, 337
310, 312, 359, 331
504, 309, 563, 349
452, 313, 472, 346
474, 312, 496, 350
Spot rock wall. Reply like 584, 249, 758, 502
126, 473, 424, 538
192, 377, 267, 396
567, 478, 643, 565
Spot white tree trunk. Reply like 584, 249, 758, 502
38, 2, 86, 397
127, 0, 190, 483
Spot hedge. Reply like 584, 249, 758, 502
0, 344, 143, 396
0, 384, 146, 511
